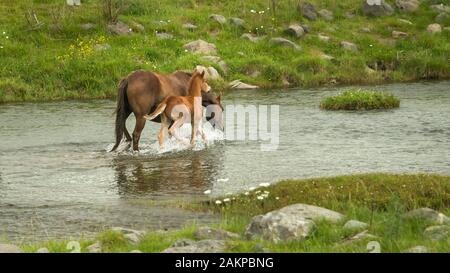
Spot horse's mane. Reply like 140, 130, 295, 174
186, 71, 203, 96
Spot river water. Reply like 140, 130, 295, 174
1, 80, 449, 242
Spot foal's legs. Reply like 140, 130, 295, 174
199, 123, 207, 143
169, 116, 189, 145
158, 115, 170, 148
191, 121, 197, 145
132, 116, 146, 151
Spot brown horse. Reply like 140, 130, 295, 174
111, 70, 223, 152
144, 70, 211, 147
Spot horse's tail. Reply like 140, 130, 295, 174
110, 78, 129, 152
144, 101, 167, 121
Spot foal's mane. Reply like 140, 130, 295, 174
187, 72, 203, 97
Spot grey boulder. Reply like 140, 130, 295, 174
362, 0, 394, 17
245, 204, 344, 243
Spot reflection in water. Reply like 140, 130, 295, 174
113, 146, 225, 197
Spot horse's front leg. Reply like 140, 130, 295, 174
170, 116, 189, 146
191, 117, 199, 145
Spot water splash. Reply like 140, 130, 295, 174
106, 122, 224, 155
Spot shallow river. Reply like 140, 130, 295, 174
1, 81, 449, 242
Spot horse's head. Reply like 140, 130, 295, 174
191, 69, 211, 94
202, 91, 224, 131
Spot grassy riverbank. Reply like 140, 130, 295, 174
19, 173, 450, 253
0, 0, 449, 103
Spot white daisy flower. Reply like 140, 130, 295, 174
203, 190, 211, 195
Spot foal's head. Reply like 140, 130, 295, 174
188, 70, 211, 96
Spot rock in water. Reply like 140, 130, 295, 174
183, 40, 217, 55
245, 204, 344, 243
362, 0, 394, 17
0, 244, 22, 253
162, 240, 226, 253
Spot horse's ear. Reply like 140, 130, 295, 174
200, 70, 205, 78
217, 95, 221, 102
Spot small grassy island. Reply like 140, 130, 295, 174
320, 89, 400, 110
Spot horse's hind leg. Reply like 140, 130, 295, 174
158, 115, 170, 148
124, 128, 132, 142
132, 116, 146, 151
169, 116, 189, 145
199, 123, 207, 143
124, 111, 132, 143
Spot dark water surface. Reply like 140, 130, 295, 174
1, 81, 449, 242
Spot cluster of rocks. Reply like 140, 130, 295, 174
182, 39, 229, 83
1, 205, 448, 253
167, 205, 449, 253
182, 13, 260, 89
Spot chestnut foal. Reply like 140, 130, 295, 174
143, 70, 211, 148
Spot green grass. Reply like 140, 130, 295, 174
18, 173, 450, 253
320, 89, 400, 110
0, 0, 449, 103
